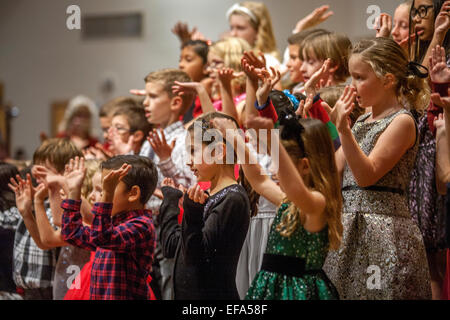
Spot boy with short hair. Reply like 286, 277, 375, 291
108, 102, 152, 156
142, 68, 196, 300
12, 138, 82, 299
60, 155, 158, 300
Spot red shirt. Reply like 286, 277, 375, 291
61, 200, 155, 300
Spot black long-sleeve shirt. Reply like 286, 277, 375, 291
159, 184, 250, 300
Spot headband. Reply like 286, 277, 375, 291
226, 3, 258, 24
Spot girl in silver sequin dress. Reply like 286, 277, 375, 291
323, 37, 432, 299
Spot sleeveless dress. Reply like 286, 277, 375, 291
245, 202, 338, 300
323, 110, 432, 300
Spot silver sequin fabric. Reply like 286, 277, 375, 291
323, 110, 432, 300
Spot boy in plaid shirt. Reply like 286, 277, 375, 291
60, 155, 157, 300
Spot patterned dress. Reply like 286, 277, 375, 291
323, 110, 431, 299
246, 202, 338, 300
408, 114, 446, 252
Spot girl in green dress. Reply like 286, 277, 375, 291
213, 108, 342, 299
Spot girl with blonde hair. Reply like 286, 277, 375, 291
324, 37, 432, 299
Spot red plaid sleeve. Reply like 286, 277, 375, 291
258, 99, 278, 123
61, 199, 96, 251
89, 203, 155, 252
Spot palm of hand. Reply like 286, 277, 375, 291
431, 62, 450, 83
435, 13, 450, 34
65, 169, 85, 194
16, 188, 32, 214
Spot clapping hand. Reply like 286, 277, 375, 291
186, 185, 208, 204
255, 67, 281, 107
334, 86, 357, 133
8, 174, 35, 216
147, 129, 175, 161
64, 157, 87, 200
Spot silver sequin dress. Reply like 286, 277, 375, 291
323, 110, 432, 300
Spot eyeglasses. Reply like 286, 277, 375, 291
410, 5, 434, 19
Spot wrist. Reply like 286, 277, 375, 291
68, 190, 82, 201
101, 192, 114, 203
255, 97, 270, 110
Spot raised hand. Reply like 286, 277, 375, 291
172, 81, 202, 97
34, 183, 49, 203
171, 21, 197, 44
434, 1, 450, 37
147, 128, 175, 161
32, 165, 66, 193
296, 93, 314, 117
304, 58, 332, 97
8, 174, 34, 216
129, 89, 146, 97
375, 13, 392, 38
430, 45, 450, 84
217, 68, 243, 87
110, 131, 138, 156
255, 67, 281, 107
161, 177, 176, 188
102, 163, 132, 202
241, 51, 266, 82
187, 185, 208, 204
294, 5, 334, 33
64, 157, 87, 200
335, 86, 356, 133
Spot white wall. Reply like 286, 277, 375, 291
0, 0, 401, 158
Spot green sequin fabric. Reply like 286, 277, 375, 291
245, 202, 338, 300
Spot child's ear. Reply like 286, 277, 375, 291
170, 96, 183, 112
128, 185, 141, 203
297, 158, 310, 176
383, 73, 396, 89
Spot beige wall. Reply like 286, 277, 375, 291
0, 0, 402, 157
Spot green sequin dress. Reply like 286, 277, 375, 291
245, 202, 339, 300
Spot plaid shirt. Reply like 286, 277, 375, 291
13, 206, 58, 289
141, 121, 196, 213
0, 207, 21, 231
60, 199, 155, 300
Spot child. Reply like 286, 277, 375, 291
178, 40, 211, 123
408, 0, 450, 299
324, 37, 431, 299
142, 68, 196, 300
0, 162, 22, 299
173, 37, 252, 125
214, 112, 342, 300
95, 96, 143, 155
31, 160, 100, 299
9, 138, 82, 300
300, 31, 352, 89
60, 155, 157, 300
161, 112, 250, 300
286, 29, 329, 94
409, 0, 450, 67
375, 1, 414, 52
226, 1, 281, 68
107, 102, 152, 156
